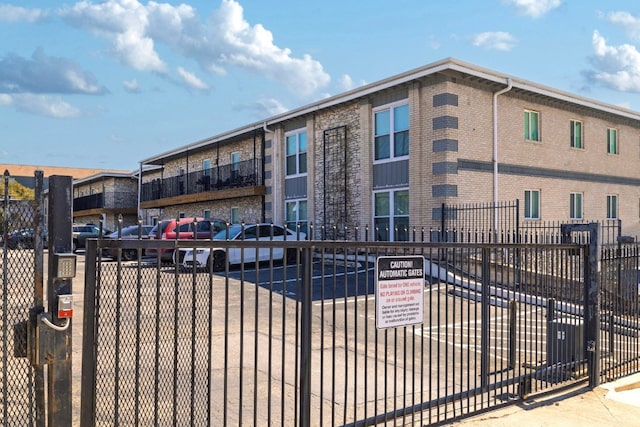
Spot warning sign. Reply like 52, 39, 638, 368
376, 255, 425, 329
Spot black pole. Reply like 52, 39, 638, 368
47, 175, 73, 426
299, 246, 313, 427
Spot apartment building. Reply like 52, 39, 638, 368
138, 58, 640, 239
72, 172, 139, 230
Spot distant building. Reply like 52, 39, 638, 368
1, 164, 131, 190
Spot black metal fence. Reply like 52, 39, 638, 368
81, 222, 614, 426
1, 171, 44, 427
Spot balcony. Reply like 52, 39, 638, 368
141, 159, 263, 203
73, 192, 138, 213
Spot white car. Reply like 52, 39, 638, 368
175, 224, 306, 271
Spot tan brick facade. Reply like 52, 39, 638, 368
139, 59, 640, 238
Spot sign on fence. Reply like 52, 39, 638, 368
376, 255, 425, 329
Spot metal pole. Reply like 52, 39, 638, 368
299, 246, 313, 427
33, 170, 46, 426
47, 175, 74, 426
80, 239, 98, 427
481, 247, 490, 389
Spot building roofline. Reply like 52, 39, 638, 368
73, 171, 137, 186
140, 57, 640, 165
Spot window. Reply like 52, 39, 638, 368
230, 207, 239, 223
374, 102, 409, 161
607, 195, 618, 219
524, 110, 539, 141
286, 130, 307, 176
179, 212, 185, 218
286, 199, 308, 234
203, 209, 211, 220
524, 190, 540, 219
570, 193, 583, 220
570, 120, 583, 148
607, 128, 618, 154
373, 189, 409, 241
203, 159, 211, 175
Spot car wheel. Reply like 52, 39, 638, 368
212, 251, 226, 272
122, 249, 137, 261
286, 248, 298, 264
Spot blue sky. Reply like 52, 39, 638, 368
1, 0, 640, 171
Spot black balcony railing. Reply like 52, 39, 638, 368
73, 192, 138, 211
141, 159, 262, 202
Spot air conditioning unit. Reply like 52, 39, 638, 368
547, 317, 584, 366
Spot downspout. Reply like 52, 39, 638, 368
493, 77, 513, 233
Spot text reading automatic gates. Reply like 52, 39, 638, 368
376, 255, 425, 329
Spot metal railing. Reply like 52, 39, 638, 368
140, 159, 262, 202
81, 222, 602, 426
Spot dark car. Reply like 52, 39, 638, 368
102, 225, 155, 261
72, 224, 111, 253
147, 218, 226, 262
3, 228, 36, 249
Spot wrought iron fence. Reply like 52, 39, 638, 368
81, 222, 600, 426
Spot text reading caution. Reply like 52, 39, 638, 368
376, 256, 425, 329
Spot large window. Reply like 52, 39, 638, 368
607, 195, 618, 219
286, 130, 307, 176
570, 120, 583, 148
286, 199, 308, 234
524, 110, 540, 141
570, 192, 583, 220
524, 190, 540, 219
374, 103, 409, 161
373, 189, 409, 241
607, 128, 618, 154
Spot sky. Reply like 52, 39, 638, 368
2, 0, 640, 172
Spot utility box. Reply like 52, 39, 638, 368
547, 317, 584, 366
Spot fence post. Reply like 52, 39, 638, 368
561, 222, 600, 388
80, 240, 98, 427
299, 245, 313, 427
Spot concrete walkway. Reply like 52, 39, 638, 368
450, 373, 640, 426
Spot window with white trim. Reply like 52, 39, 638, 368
524, 190, 540, 220
570, 193, 583, 220
230, 207, 239, 223
607, 194, 618, 219
203, 158, 211, 175
286, 199, 307, 234
203, 209, 211, 220
524, 110, 540, 141
373, 189, 409, 241
286, 130, 307, 176
607, 128, 618, 154
374, 102, 409, 161
570, 120, 583, 149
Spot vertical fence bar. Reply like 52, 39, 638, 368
80, 240, 98, 427
299, 246, 313, 427
480, 247, 491, 389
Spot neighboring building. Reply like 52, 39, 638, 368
72, 172, 139, 230
0, 164, 130, 190
138, 57, 640, 239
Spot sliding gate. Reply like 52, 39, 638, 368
81, 229, 593, 426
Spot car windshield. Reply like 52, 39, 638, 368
213, 225, 243, 240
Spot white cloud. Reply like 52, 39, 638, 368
56, 0, 330, 97
122, 79, 140, 93
0, 5, 48, 23
0, 48, 108, 94
472, 32, 517, 51
502, 0, 561, 18
7, 93, 81, 118
588, 30, 640, 92
233, 97, 289, 117
606, 11, 640, 41
176, 67, 210, 92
